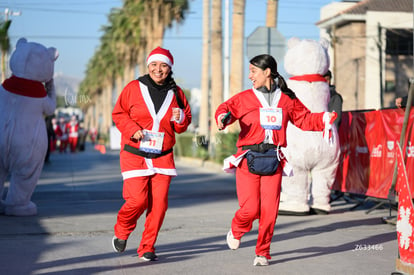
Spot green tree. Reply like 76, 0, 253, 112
0, 19, 11, 82
80, 0, 189, 137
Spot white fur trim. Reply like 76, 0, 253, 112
323, 112, 334, 146
322, 112, 330, 124
282, 162, 294, 177
174, 109, 185, 124
218, 113, 227, 122
222, 151, 248, 174
147, 54, 173, 67
139, 82, 174, 132
122, 168, 177, 180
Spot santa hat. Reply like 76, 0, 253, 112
146, 47, 174, 67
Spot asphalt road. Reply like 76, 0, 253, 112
0, 145, 399, 275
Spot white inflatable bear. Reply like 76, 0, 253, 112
0, 38, 58, 216
279, 37, 340, 215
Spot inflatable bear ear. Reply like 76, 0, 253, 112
48, 47, 59, 61
15, 37, 28, 47
287, 37, 301, 49
319, 38, 330, 51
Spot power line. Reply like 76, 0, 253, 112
1, 0, 332, 17
5, 0, 119, 6
0, 6, 109, 15
9, 35, 100, 40
10, 33, 322, 41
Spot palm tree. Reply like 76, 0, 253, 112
266, 0, 278, 28
121, 0, 189, 75
80, 0, 189, 138
199, 0, 210, 137
228, 0, 245, 133
209, 0, 223, 152
0, 19, 11, 82
130, 0, 189, 82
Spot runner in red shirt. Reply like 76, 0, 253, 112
215, 54, 336, 266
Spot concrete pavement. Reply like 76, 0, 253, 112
0, 145, 399, 275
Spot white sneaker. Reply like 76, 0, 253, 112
226, 230, 240, 250
253, 256, 269, 266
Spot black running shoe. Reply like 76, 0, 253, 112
112, 236, 127, 253
140, 252, 159, 261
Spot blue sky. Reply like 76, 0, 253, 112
2, 0, 337, 90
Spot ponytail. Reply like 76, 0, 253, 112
277, 74, 296, 99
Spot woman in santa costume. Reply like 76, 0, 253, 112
51, 117, 62, 152
59, 117, 68, 153
111, 47, 192, 261
215, 54, 336, 266
67, 115, 79, 153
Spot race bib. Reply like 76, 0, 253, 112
139, 130, 164, 154
260, 107, 282, 130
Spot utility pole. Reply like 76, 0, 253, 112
266, 0, 278, 28
265, 0, 278, 55
223, 0, 230, 100
199, 0, 210, 137
377, 23, 384, 108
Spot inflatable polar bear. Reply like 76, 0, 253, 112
0, 38, 58, 216
279, 37, 340, 215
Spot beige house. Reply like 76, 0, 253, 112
317, 0, 413, 111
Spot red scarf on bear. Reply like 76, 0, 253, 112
289, 74, 326, 83
2, 75, 47, 98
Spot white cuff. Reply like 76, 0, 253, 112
174, 109, 185, 124
218, 113, 227, 121
322, 112, 330, 124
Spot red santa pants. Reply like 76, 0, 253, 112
50, 138, 57, 152
232, 158, 282, 259
68, 137, 78, 152
114, 173, 171, 256
59, 139, 68, 153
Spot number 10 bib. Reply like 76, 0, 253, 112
260, 107, 282, 130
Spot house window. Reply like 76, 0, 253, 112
385, 80, 395, 93
386, 29, 413, 55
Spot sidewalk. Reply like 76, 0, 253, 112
0, 145, 399, 275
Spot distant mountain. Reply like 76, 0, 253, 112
54, 73, 81, 97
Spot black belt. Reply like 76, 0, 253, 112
124, 144, 173, 159
242, 143, 276, 153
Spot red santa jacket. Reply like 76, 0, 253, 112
53, 123, 63, 137
112, 79, 192, 179
215, 88, 328, 173
215, 88, 325, 150
67, 122, 79, 138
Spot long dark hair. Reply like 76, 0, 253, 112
249, 54, 296, 99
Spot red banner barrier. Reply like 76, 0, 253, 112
333, 108, 414, 199
395, 142, 414, 265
